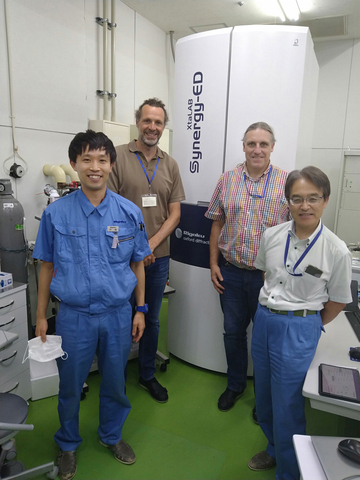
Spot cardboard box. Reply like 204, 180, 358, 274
30, 358, 59, 401
0, 272, 13, 293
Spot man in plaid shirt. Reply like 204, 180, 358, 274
205, 122, 289, 414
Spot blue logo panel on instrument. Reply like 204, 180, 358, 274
170, 203, 211, 269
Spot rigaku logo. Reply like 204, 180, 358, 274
176, 228, 209, 245
175, 228, 182, 239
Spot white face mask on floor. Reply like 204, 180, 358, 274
22, 335, 68, 363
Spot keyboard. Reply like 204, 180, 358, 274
346, 310, 360, 342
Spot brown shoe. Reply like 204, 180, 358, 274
100, 439, 136, 465
57, 450, 77, 480
248, 451, 276, 471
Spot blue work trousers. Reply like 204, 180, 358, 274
219, 261, 263, 392
252, 304, 323, 480
54, 302, 132, 451
138, 256, 169, 380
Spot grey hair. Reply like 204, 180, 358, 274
242, 122, 276, 144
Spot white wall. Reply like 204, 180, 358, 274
1, 1, 357, 238
312, 39, 360, 231
0, 0, 174, 242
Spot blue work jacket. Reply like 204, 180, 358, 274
33, 188, 151, 314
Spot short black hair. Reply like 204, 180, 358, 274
68, 130, 116, 164
135, 98, 169, 126
285, 166, 331, 200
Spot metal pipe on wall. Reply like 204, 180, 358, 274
103, 0, 109, 120
110, 0, 116, 122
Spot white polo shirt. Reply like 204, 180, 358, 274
255, 220, 352, 311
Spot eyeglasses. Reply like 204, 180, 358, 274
289, 196, 324, 206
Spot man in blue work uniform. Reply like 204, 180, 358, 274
248, 166, 352, 480
34, 130, 151, 480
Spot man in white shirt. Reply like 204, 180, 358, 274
248, 166, 352, 480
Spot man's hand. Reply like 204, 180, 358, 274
35, 317, 48, 342
210, 264, 225, 294
148, 238, 157, 253
144, 253, 156, 267
132, 312, 145, 342
209, 219, 225, 293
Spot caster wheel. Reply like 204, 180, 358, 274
81, 391, 86, 400
47, 466, 59, 479
160, 363, 167, 372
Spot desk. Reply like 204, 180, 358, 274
293, 435, 360, 480
303, 311, 360, 420
293, 435, 326, 480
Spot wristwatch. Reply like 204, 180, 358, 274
135, 304, 148, 313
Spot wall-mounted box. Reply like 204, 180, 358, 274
88, 120, 130, 147
129, 125, 172, 155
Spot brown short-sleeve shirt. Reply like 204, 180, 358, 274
108, 141, 185, 258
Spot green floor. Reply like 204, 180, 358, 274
16, 299, 360, 480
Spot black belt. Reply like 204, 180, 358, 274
268, 308, 317, 317
222, 257, 257, 271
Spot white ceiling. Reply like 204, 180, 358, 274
121, 0, 360, 42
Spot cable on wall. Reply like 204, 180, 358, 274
169, 31, 175, 62
3, 0, 28, 181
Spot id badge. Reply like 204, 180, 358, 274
107, 226, 119, 249
142, 194, 157, 207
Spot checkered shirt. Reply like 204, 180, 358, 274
205, 162, 290, 268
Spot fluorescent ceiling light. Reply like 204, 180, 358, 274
296, 0, 312, 13
278, 0, 301, 21
255, 0, 285, 22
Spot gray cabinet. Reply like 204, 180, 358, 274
0, 283, 31, 400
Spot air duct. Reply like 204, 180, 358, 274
60, 164, 80, 183
42, 165, 66, 185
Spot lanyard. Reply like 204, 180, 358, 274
135, 153, 160, 193
244, 165, 272, 199
284, 223, 323, 276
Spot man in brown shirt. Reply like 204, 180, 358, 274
108, 98, 185, 403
